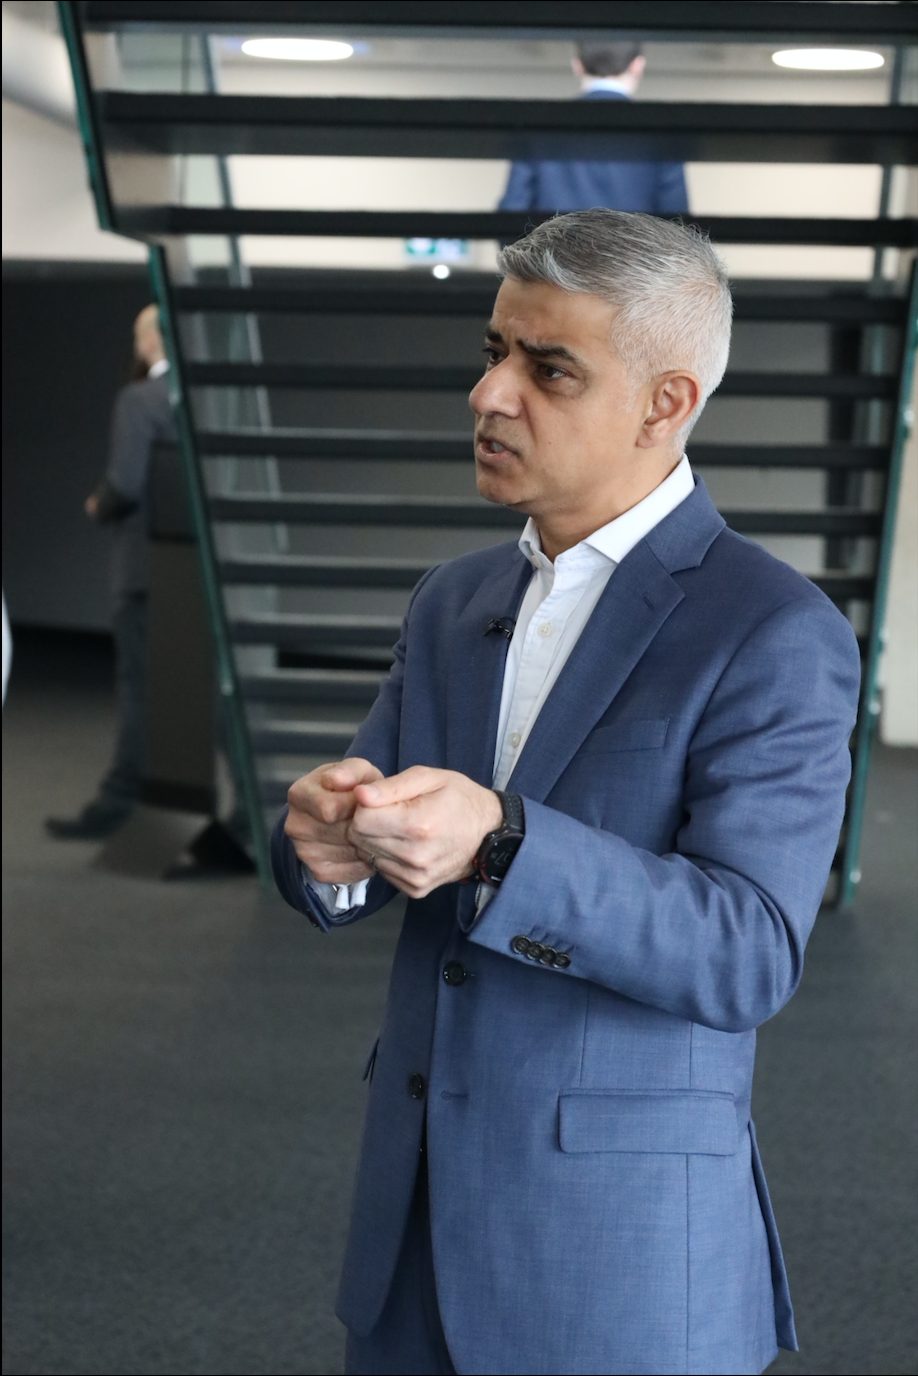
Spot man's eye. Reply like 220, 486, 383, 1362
538, 363, 566, 381
481, 346, 502, 367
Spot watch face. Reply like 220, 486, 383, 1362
484, 831, 524, 883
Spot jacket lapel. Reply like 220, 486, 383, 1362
505, 542, 684, 802
506, 478, 725, 803
445, 548, 532, 786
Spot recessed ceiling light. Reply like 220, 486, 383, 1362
771, 48, 885, 72
432, 264, 452, 280
241, 38, 355, 62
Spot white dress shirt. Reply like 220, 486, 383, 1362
582, 77, 632, 97
493, 456, 694, 788
313, 456, 695, 914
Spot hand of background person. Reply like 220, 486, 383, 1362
84, 493, 99, 518
349, 767, 504, 899
285, 757, 384, 884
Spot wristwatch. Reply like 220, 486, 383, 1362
473, 791, 525, 886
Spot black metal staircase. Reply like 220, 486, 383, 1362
62, 0, 917, 901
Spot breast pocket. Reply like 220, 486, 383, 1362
578, 716, 670, 756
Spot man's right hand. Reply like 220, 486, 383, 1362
284, 757, 384, 885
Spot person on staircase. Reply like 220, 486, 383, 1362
498, 41, 689, 218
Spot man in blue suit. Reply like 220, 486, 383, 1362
498, 43, 689, 217
273, 210, 860, 1375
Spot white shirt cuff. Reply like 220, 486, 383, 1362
304, 871, 370, 915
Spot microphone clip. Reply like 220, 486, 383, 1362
484, 617, 515, 641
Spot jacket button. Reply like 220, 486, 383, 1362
553, 952, 571, 969
443, 961, 468, 986
511, 936, 531, 955
527, 942, 546, 960
539, 948, 556, 965
407, 1073, 426, 1100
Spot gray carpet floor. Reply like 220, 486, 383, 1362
3, 631, 917, 1376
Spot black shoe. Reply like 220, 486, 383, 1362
45, 799, 133, 840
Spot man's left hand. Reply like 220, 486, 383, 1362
349, 767, 503, 899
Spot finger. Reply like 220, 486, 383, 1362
294, 849, 375, 885
347, 810, 423, 850
288, 838, 359, 863
288, 780, 355, 827
322, 757, 385, 792
284, 806, 352, 843
353, 765, 446, 809
373, 856, 437, 900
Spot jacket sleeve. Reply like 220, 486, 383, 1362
464, 595, 861, 1033
271, 565, 441, 929
91, 476, 137, 522
104, 383, 157, 506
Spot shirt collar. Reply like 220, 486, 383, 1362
147, 358, 169, 379
518, 455, 694, 568
582, 77, 632, 97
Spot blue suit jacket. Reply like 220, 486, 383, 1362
498, 90, 689, 215
273, 477, 860, 1375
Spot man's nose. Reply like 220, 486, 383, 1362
468, 361, 520, 417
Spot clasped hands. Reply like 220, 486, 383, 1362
284, 758, 504, 900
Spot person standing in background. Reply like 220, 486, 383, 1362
46, 305, 177, 840
499, 42, 689, 216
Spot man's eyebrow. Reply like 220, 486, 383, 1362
484, 326, 586, 369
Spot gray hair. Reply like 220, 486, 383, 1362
497, 210, 733, 438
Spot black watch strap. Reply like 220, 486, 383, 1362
497, 791, 524, 834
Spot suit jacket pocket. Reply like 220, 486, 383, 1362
559, 1089, 739, 1155
578, 716, 670, 755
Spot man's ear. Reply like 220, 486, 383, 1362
636, 372, 701, 448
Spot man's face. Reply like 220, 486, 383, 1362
469, 279, 649, 542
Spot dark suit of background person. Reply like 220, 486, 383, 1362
46, 306, 177, 840
498, 42, 689, 216
272, 212, 860, 1375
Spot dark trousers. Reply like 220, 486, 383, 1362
345, 1148, 456, 1376
98, 592, 148, 807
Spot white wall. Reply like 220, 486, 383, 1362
1, 98, 145, 262
882, 367, 918, 746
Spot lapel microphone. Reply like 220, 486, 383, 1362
485, 617, 516, 640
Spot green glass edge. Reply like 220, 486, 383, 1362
147, 245, 272, 886
57, 1, 115, 231
840, 258, 918, 909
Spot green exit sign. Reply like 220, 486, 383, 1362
404, 237, 470, 263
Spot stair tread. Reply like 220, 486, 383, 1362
126, 205, 917, 248
98, 92, 918, 167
